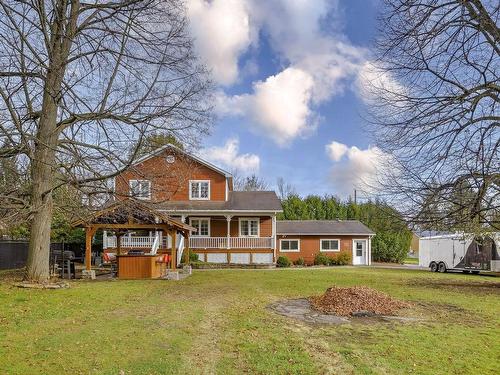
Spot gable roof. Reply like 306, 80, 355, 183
131, 143, 232, 178
277, 220, 374, 235
155, 191, 282, 212
72, 199, 195, 232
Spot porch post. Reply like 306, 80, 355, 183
225, 215, 232, 249
171, 229, 177, 270
271, 215, 277, 262
184, 230, 190, 266
103, 230, 107, 250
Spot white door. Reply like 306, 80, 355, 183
353, 240, 367, 265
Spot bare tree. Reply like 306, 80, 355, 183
233, 174, 269, 191
0, 1, 212, 282
276, 176, 297, 200
367, 0, 499, 232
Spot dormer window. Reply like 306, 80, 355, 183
189, 180, 210, 200
129, 179, 151, 200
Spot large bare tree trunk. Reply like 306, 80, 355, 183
25, 1, 77, 282
0, 1, 211, 283
25, 102, 58, 282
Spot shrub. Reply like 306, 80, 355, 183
330, 252, 351, 265
276, 256, 291, 268
181, 251, 199, 264
314, 253, 330, 266
372, 231, 411, 263
294, 257, 305, 266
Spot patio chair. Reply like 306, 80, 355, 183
156, 254, 171, 276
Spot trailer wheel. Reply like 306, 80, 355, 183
438, 262, 447, 273
471, 270, 480, 275
430, 262, 438, 272
462, 270, 470, 274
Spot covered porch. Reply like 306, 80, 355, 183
103, 214, 276, 250
73, 200, 195, 279
102, 214, 277, 265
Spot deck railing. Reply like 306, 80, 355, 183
105, 236, 171, 249
190, 236, 273, 249
104, 236, 273, 249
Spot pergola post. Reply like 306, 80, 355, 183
85, 226, 97, 272
116, 232, 122, 256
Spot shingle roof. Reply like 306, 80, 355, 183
277, 220, 374, 235
155, 191, 282, 212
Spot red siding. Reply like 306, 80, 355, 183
276, 235, 370, 265
115, 148, 227, 202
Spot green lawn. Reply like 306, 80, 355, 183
404, 257, 419, 264
1, 267, 499, 375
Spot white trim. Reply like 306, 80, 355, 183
129, 179, 151, 200
279, 238, 300, 253
130, 144, 232, 177
278, 232, 373, 236
189, 217, 211, 237
320, 238, 340, 252
159, 209, 283, 215
189, 180, 210, 200
352, 239, 368, 265
368, 236, 372, 266
239, 217, 260, 237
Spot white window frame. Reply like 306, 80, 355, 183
280, 239, 300, 253
189, 180, 210, 200
189, 217, 211, 237
238, 217, 260, 237
129, 179, 151, 200
320, 239, 340, 252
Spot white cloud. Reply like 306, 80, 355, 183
200, 138, 260, 175
326, 141, 348, 162
325, 140, 392, 197
355, 61, 406, 105
216, 67, 316, 146
186, 0, 254, 85
252, 0, 366, 102
188, 1, 371, 145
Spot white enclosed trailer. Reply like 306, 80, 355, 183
419, 233, 500, 273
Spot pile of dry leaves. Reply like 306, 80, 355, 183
310, 286, 410, 316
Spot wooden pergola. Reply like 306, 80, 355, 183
73, 200, 195, 273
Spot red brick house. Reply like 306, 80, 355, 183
103, 144, 373, 266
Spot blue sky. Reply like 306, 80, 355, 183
187, 0, 385, 199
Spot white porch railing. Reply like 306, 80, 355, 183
190, 236, 273, 249
105, 236, 171, 249
105, 235, 274, 250
189, 237, 228, 249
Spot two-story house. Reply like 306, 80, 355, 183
103, 144, 282, 265
99, 143, 374, 267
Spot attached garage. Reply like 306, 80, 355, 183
276, 220, 374, 266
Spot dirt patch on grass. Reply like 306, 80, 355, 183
269, 297, 420, 326
269, 298, 349, 325
310, 286, 410, 316
407, 278, 500, 295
